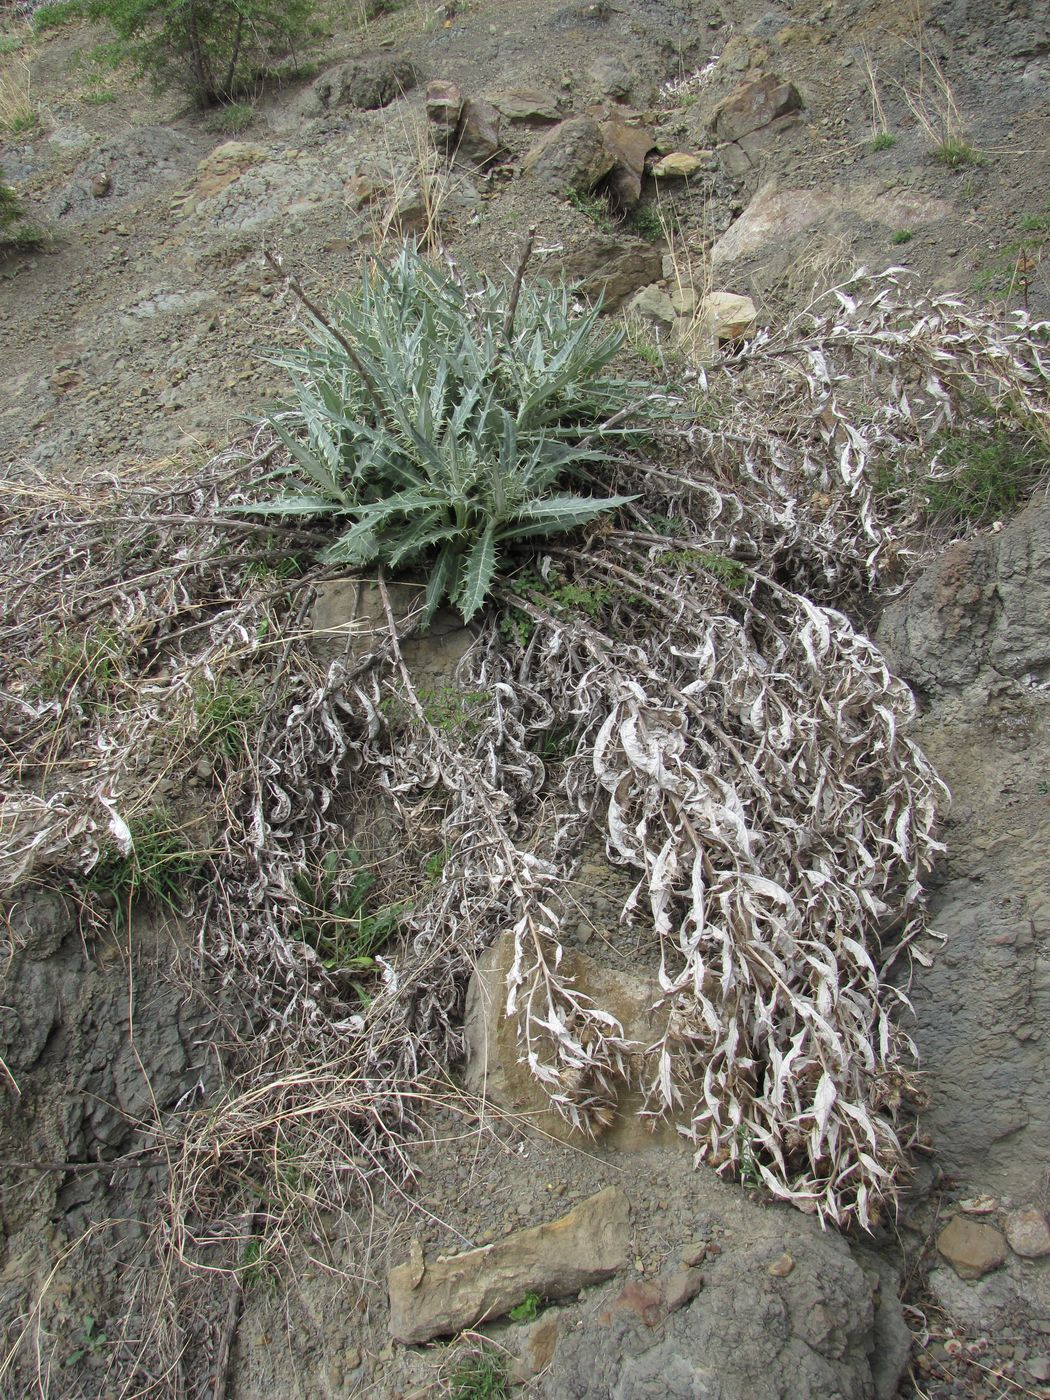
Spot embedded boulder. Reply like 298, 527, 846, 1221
599, 118, 655, 208
711, 73, 803, 141
523, 116, 615, 193
549, 233, 663, 309
388, 1188, 630, 1343
534, 1230, 910, 1400
492, 87, 561, 124
305, 55, 417, 113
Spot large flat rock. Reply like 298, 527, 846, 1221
388, 1187, 630, 1343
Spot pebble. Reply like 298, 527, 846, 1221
768, 1253, 795, 1278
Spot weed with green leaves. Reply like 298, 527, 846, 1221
246, 243, 672, 623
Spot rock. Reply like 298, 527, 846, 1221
600, 118, 654, 209
713, 183, 835, 265
1027, 1356, 1050, 1383
523, 116, 615, 194
670, 284, 697, 316
662, 1267, 704, 1313
711, 73, 802, 141
305, 56, 416, 114
768, 1253, 795, 1278
387, 1187, 630, 1343
536, 1232, 904, 1400
309, 580, 473, 686
425, 79, 464, 147
193, 141, 267, 200
700, 291, 758, 343
878, 498, 1050, 694
455, 99, 502, 165
626, 283, 676, 328
713, 180, 951, 267
90, 171, 111, 198
652, 152, 704, 179
463, 933, 685, 1149
492, 87, 561, 124
590, 53, 635, 100
680, 1240, 707, 1268
1005, 1207, 1050, 1258
600, 1279, 665, 1327
937, 1217, 1008, 1280
518, 1316, 561, 1376
550, 234, 663, 310
874, 500, 1050, 1201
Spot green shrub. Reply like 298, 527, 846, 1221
923, 426, 1046, 523
204, 98, 253, 133
74, 0, 317, 107
869, 131, 896, 151
249, 244, 671, 623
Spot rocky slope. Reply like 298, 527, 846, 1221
1, 0, 1048, 1397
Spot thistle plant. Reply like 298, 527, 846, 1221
250, 243, 670, 622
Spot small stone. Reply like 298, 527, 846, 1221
768, 1253, 795, 1278
652, 152, 704, 179
680, 1240, 707, 1268
1005, 1207, 1050, 1259
1027, 1357, 1050, 1383
700, 290, 758, 342
662, 1267, 704, 1312
626, 283, 676, 327
937, 1217, 1008, 1280
90, 171, 111, 198
425, 79, 463, 146
958, 1195, 998, 1215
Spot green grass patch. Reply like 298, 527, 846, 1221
33, 0, 86, 31
291, 846, 406, 984
869, 131, 896, 151
448, 1348, 510, 1400
657, 549, 748, 589
566, 186, 615, 233
624, 203, 663, 242
194, 676, 263, 762
890, 229, 913, 245
932, 138, 981, 168
84, 812, 204, 924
